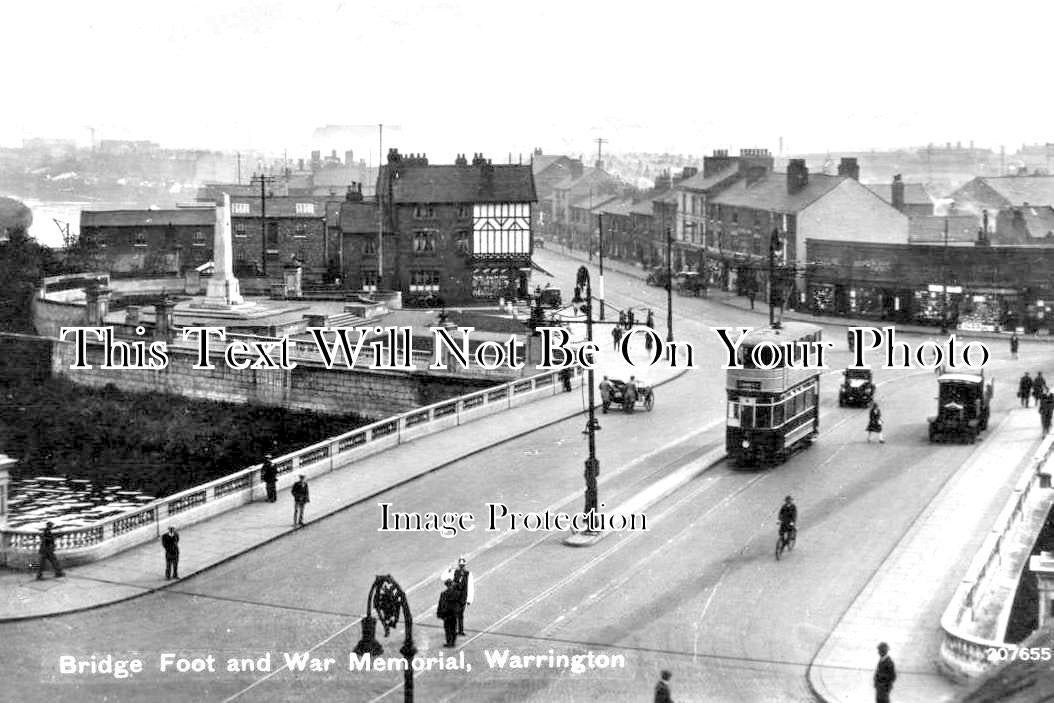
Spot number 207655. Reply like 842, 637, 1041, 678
987, 647, 1054, 662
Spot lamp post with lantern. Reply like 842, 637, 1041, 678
353, 574, 417, 703
572, 266, 601, 519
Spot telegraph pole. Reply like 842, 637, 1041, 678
257, 174, 279, 275
378, 123, 385, 286
597, 213, 605, 320
594, 137, 607, 167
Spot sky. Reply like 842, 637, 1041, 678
3, 0, 1053, 161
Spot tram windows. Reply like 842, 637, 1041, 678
755, 405, 771, 428
772, 402, 785, 426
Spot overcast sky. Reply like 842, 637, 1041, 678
3, 0, 1052, 161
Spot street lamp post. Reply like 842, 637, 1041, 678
769, 228, 783, 328
665, 226, 674, 356
597, 213, 605, 321
940, 216, 949, 335
574, 266, 600, 520
354, 574, 417, 703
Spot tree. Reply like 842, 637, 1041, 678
0, 227, 61, 333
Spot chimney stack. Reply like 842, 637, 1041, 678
891, 174, 905, 211
786, 159, 809, 194
837, 157, 860, 180
703, 149, 734, 178
569, 159, 584, 180
738, 148, 774, 185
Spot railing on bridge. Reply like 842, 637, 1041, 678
939, 434, 1054, 680
0, 364, 583, 568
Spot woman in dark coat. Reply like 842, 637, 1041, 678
867, 402, 885, 443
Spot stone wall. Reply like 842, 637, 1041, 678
51, 342, 496, 418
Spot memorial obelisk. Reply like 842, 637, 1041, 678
204, 193, 244, 306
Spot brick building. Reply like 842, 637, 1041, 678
79, 207, 216, 274
354, 149, 538, 305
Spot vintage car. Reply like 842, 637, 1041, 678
928, 371, 991, 443
536, 287, 563, 309
838, 368, 875, 407
673, 271, 708, 297
603, 378, 654, 413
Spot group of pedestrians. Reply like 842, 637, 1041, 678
598, 375, 639, 413
1018, 371, 1054, 434
610, 309, 656, 351
436, 556, 474, 647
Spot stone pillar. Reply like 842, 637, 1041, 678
84, 284, 112, 325
284, 265, 302, 298
0, 453, 14, 525
205, 193, 244, 305
154, 295, 177, 341
125, 305, 140, 325
1030, 552, 1054, 628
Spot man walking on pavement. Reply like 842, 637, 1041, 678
654, 670, 674, 703
611, 323, 623, 351
291, 474, 309, 527
1040, 392, 1054, 435
161, 526, 180, 579
261, 453, 277, 503
599, 375, 613, 413
874, 642, 896, 703
1010, 333, 1020, 359
1034, 371, 1048, 407
36, 521, 64, 580
1020, 372, 1034, 408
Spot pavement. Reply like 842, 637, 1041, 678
4, 246, 1047, 703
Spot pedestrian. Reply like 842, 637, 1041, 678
559, 366, 572, 392
161, 526, 180, 580
646, 309, 655, 330
624, 375, 638, 413
1041, 393, 1054, 435
874, 642, 896, 703
261, 453, 278, 503
437, 579, 460, 647
1034, 372, 1048, 406
36, 521, 65, 580
847, 329, 855, 352
599, 375, 613, 414
291, 474, 309, 527
1019, 372, 1033, 408
611, 324, 623, 351
645, 309, 655, 352
748, 290, 756, 310
446, 556, 474, 636
626, 309, 636, 328
654, 669, 674, 703
1010, 333, 1020, 359
867, 401, 885, 443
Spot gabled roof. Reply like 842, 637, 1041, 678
629, 198, 658, 216
571, 192, 619, 211
867, 182, 932, 205
982, 176, 1054, 207
677, 165, 739, 192
908, 215, 977, 242
81, 208, 214, 228
379, 164, 536, 203
711, 173, 845, 213
599, 198, 636, 217
1019, 205, 1054, 239
552, 167, 615, 192
531, 154, 571, 175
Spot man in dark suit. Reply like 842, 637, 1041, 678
161, 526, 180, 579
36, 522, 64, 580
437, 579, 460, 647
261, 454, 277, 503
451, 557, 473, 636
874, 642, 896, 703
291, 475, 309, 526
654, 669, 674, 702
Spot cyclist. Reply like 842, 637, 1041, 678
778, 495, 797, 543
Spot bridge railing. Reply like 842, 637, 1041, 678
0, 363, 584, 568
939, 434, 1054, 680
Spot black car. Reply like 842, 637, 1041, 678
838, 368, 875, 407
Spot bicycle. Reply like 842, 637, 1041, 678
776, 523, 797, 560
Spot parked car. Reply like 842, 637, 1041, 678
536, 287, 563, 308
838, 368, 875, 407
928, 371, 991, 443
673, 271, 708, 297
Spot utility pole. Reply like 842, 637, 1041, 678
594, 137, 607, 168
597, 213, 605, 320
666, 226, 673, 358
256, 174, 279, 275
378, 123, 385, 286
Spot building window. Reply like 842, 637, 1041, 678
133, 230, 147, 247
754, 212, 761, 227
732, 212, 739, 225
193, 230, 206, 246
410, 270, 441, 293
458, 204, 471, 218
414, 204, 435, 219
294, 223, 308, 236
455, 230, 470, 254
295, 202, 315, 215
361, 269, 379, 292
266, 222, 279, 250
413, 231, 437, 253
232, 202, 250, 214
363, 238, 377, 255
234, 223, 247, 237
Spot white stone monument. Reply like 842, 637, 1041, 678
204, 193, 244, 306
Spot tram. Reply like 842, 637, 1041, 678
726, 322, 823, 467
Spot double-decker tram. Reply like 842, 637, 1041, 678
726, 322, 823, 467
